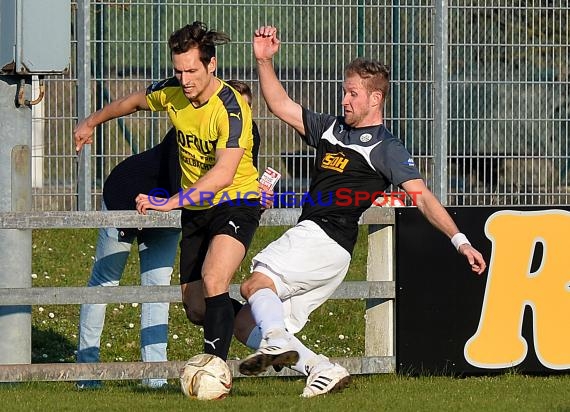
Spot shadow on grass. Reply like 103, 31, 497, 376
32, 326, 76, 363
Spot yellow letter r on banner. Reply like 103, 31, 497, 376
465, 210, 570, 370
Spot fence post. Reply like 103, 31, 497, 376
433, 0, 449, 204
365, 223, 394, 358
76, 0, 92, 211
0, 76, 32, 364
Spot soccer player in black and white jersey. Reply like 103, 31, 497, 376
235, 26, 487, 397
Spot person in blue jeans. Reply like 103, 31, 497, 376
76, 127, 181, 389
76, 80, 265, 389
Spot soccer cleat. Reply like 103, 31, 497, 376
301, 363, 351, 398
239, 344, 299, 376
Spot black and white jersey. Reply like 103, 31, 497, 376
298, 107, 422, 254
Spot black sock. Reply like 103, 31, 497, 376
231, 298, 243, 316
203, 292, 234, 360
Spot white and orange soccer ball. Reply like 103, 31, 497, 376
179, 353, 232, 400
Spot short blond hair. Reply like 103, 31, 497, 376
345, 58, 390, 98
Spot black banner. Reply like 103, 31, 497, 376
396, 206, 570, 375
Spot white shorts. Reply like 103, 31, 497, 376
251, 220, 351, 333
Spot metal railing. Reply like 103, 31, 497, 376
0, 207, 396, 381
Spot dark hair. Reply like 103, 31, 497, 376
226, 80, 252, 102
168, 21, 230, 68
345, 58, 390, 98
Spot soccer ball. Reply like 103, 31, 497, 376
179, 353, 232, 400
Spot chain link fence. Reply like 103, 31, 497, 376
32, 0, 570, 210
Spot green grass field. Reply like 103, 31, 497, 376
2, 373, 569, 411
2, 227, 569, 411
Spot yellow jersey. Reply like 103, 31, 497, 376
145, 77, 259, 210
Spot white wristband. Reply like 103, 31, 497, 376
451, 232, 471, 251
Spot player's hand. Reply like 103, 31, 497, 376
73, 119, 95, 152
135, 193, 172, 215
458, 244, 487, 275
253, 26, 280, 61
259, 187, 275, 210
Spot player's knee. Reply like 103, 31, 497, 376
240, 273, 275, 300
240, 279, 265, 300
239, 281, 254, 300
201, 273, 216, 292
201, 272, 230, 296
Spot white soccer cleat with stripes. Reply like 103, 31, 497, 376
301, 362, 351, 398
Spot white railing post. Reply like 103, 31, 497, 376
365, 222, 395, 359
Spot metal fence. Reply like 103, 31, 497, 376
32, 0, 570, 211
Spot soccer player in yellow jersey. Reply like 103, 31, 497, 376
74, 22, 261, 361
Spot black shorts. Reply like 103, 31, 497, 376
179, 201, 261, 285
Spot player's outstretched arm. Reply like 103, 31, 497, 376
253, 26, 304, 135
74, 90, 150, 152
401, 178, 487, 275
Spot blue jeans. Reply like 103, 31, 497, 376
77, 220, 180, 388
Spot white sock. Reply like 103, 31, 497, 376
248, 288, 287, 344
